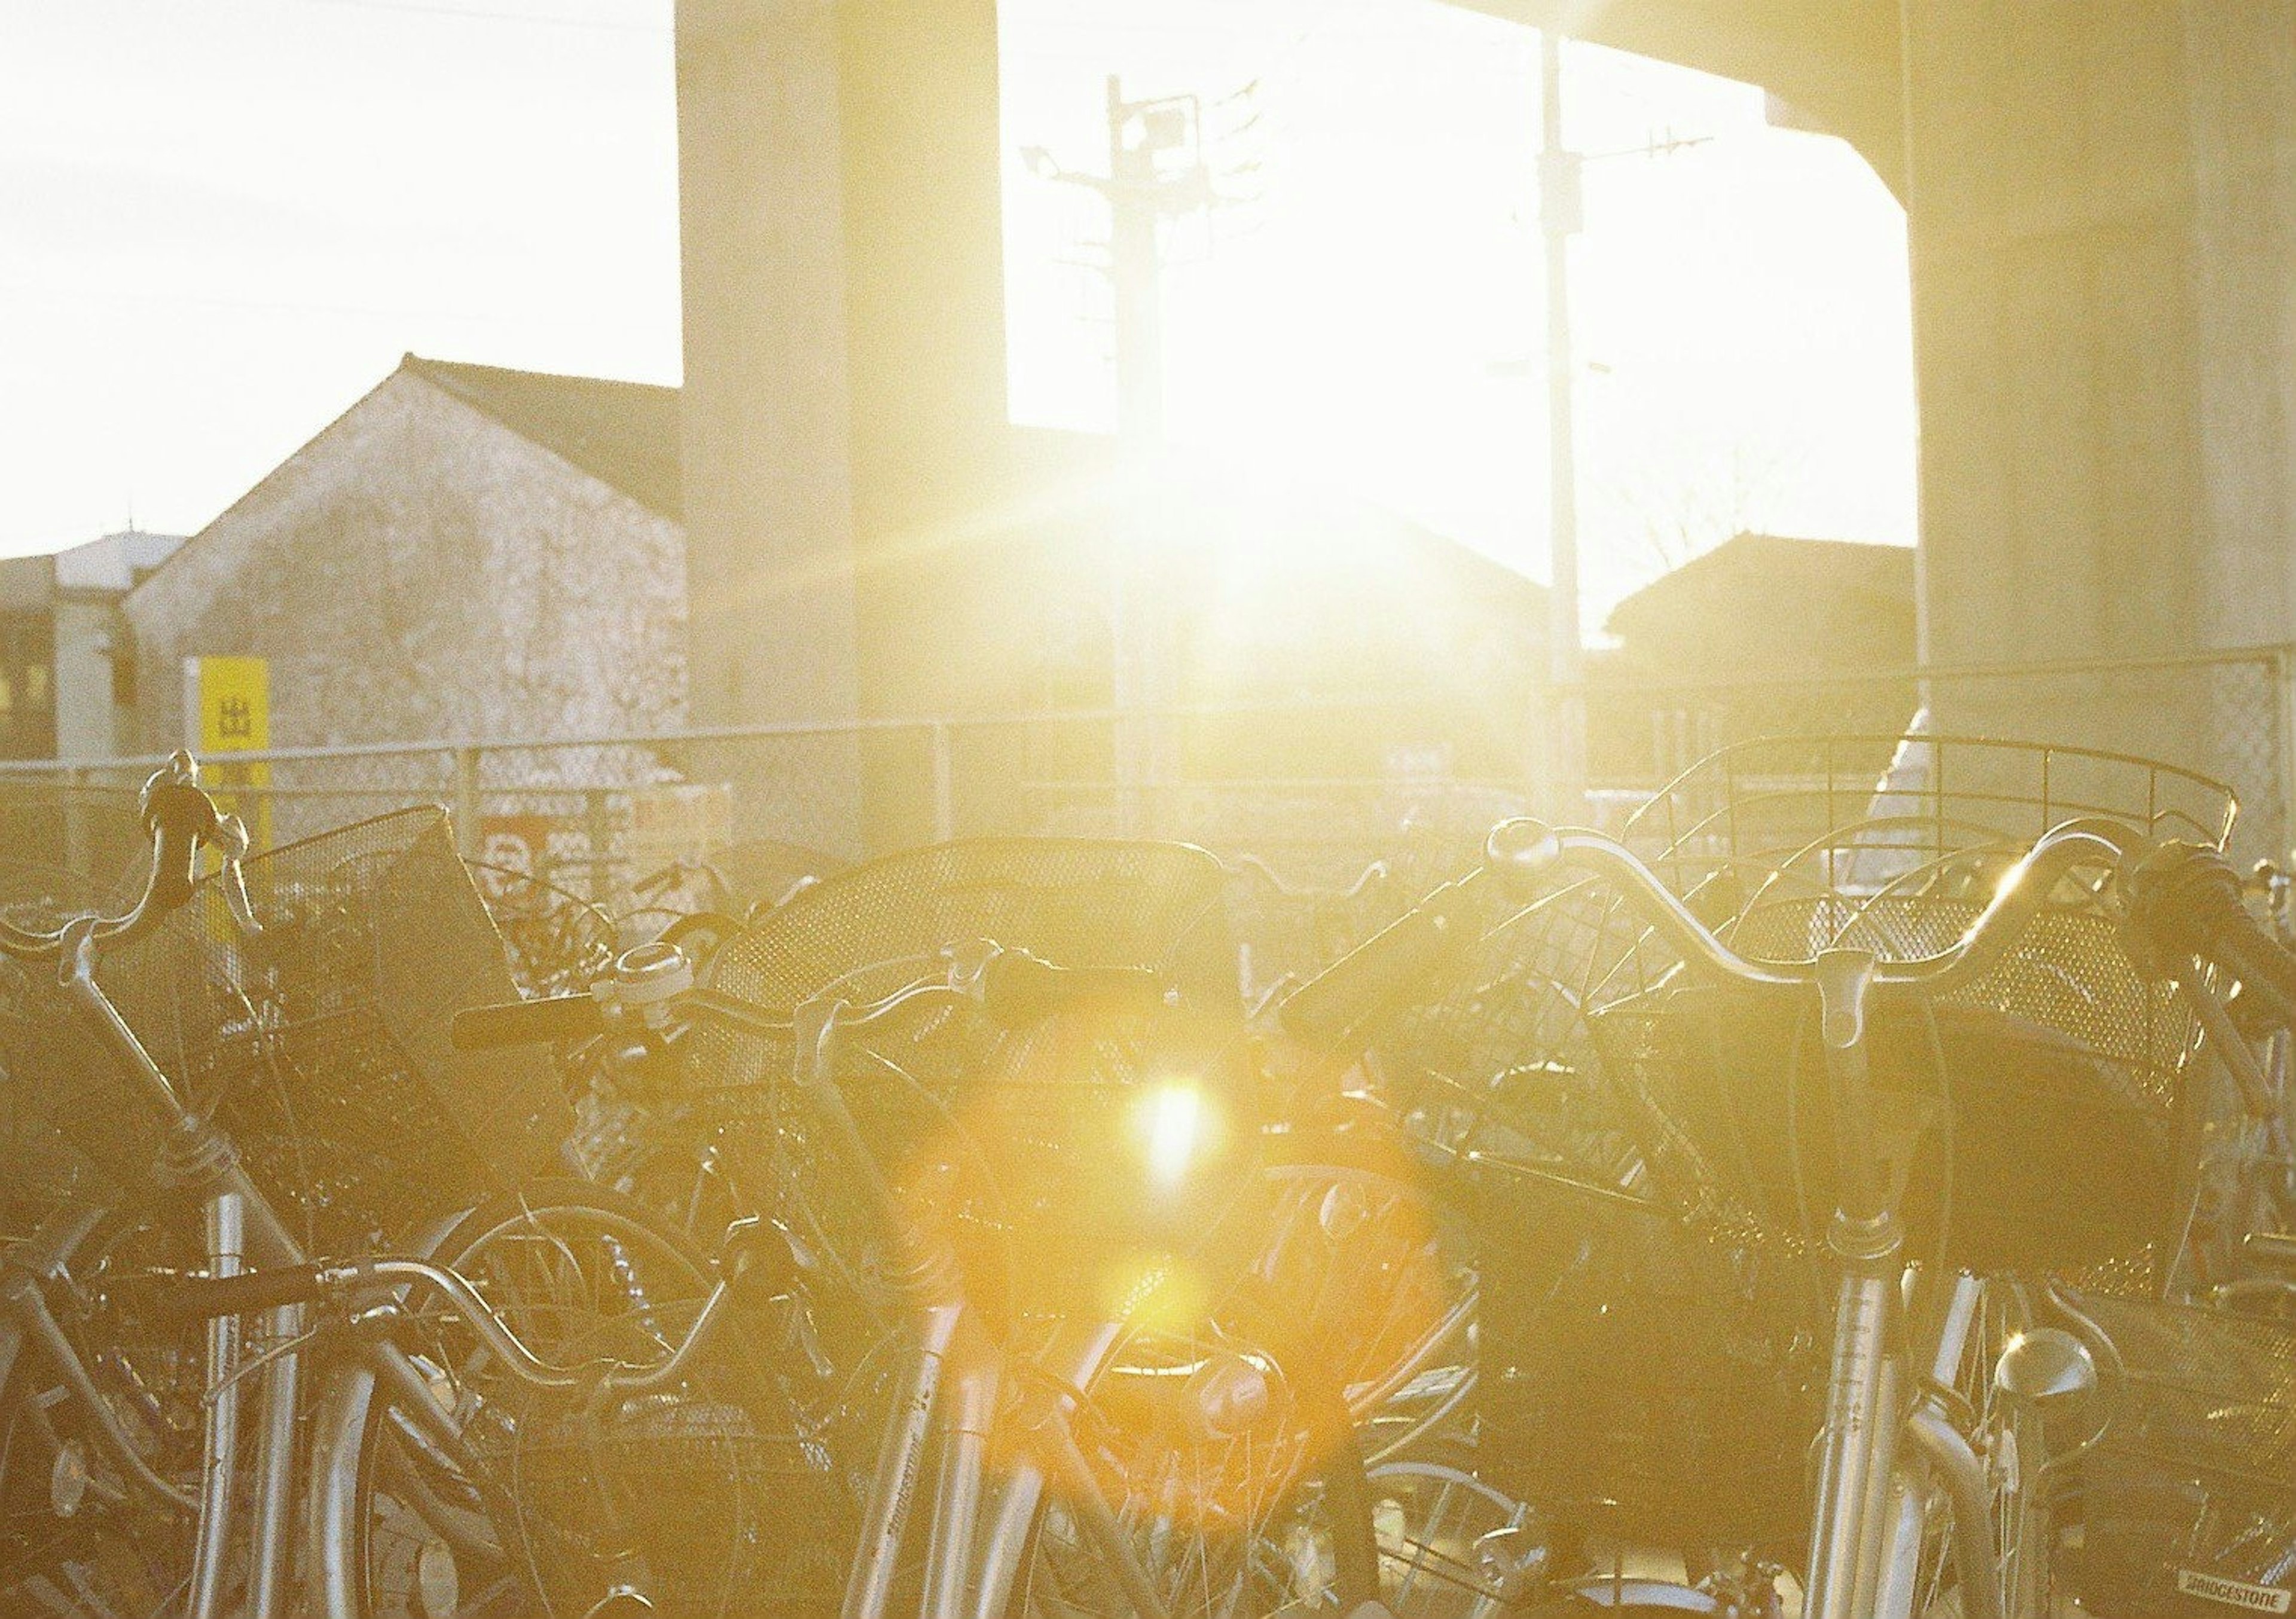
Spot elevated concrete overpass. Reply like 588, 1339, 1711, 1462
676, 0, 2296, 816
1451, 0, 1902, 194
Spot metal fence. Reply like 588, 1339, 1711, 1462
8, 646, 2289, 905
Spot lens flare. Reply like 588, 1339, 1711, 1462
1140, 1079, 1210, 1187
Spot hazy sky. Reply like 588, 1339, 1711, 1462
1, 0, 1915, 630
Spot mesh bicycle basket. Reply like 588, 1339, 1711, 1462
1312, 869, 1821, 1548
1471, 1158, 1825, 1550
1585, 734, 2234, 1273
464, 858, 616, 998
2057, 1291, 2296, 1618
1223, 856, 1406, 1012
687, 838, 1251, 1334
45, 809, 571, 1249
2072, 1291, 2296, 1493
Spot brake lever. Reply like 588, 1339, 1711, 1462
214, 815, 262, 937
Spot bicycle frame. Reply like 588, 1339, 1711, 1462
5, 784, 746, 1618
1482, 816, 2151, 1619
789, 973, 1355, 1619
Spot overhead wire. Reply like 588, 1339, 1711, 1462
302, 0, 667, 33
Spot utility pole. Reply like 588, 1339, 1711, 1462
1540, 30, 1587, 820
1108, 75, 1171, 455
1025, 79, 1213, 834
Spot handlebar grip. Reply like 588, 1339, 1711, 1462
1485, 818, 1565, 900
1279, 875, 1483, 1049
2125, 841, 2296, 1023
977, 950, 1166, 1027
135, 1263, 332, 1323
2214, 925, 2296, 1028
451, 994, 607, 1051
145, 820, 200, 911
141, 777, 222, 843
124, 775, 227, 940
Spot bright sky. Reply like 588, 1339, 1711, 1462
1, 0, 1914, 631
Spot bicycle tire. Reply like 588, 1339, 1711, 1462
0, 1204, 207, 1615
1009, 1334, 1385, 1619
338, 1179, 832, 1618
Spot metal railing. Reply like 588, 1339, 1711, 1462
6, 647, 2286, 903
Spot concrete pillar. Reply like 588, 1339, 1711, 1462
1903, 1, 2296, 832
674, 0, 1010, 848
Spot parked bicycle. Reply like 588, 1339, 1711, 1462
0, 756, 804, 1616
457, 833, 1455, 1618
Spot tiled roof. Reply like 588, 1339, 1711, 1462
1606, 531, 1913, 642
404, 354, 681, 520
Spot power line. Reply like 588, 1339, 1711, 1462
0, 277, 505, 324
302, 0, 667, 34
1228, 0, 1364, 100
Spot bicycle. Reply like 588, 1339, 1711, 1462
0, 756, 802, 1615
1479, 807, 2172, 1619
459, 913, 1409, 1618
1222, 855, 1397, 1018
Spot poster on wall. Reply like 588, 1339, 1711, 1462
184, 655, 271, 847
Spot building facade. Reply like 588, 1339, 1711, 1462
123, 355, 688, 756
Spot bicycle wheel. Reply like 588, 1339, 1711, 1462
347, 1180, 839, 1618
1010, 1148, 1433, 1618
1366, 1449, 1531, 1619
1012, 1325, 1383, 1619
0, 1206, 206, 1615
1894, 1276, 2051, 1619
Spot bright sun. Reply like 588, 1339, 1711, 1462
998, 0, 1916, 631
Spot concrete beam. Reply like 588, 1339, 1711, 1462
1447, 0, 1904, 191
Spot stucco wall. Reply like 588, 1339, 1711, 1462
123, 368, 688, 755
53, 595, 121, 760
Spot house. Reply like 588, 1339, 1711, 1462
0, 530, 184, 762
1592, 533, 1918, 784
121, 357, 1544, 873
1603, 532, 1915, 677
123, 354, 687, 757
56, 530, 185, 760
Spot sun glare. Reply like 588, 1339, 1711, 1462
999, 0, 1915, 622
1140, 1077, 1214, 1187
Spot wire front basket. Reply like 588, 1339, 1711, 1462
1473, 1158, 1824, 1548
1584, 734, 2231, 1270
1622, 731, 2237, 889
2074, 1291, 2296, 1493
1223, 856, 1405, 1012
20, 810, 572, 1248
2059, 1292, 2296, 1616
465, 859, 616, 998
686, 839, 1250, 1335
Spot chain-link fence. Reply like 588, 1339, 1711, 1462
13, 647, 2289, 906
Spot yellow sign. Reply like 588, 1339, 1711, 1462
188, 656, 268, 753
186, 656, 271, 846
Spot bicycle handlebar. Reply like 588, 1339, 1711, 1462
451, 991, 612, 1050
0, 752, 244, 963
450, 941, 1168, 1054
1483, 814, 2151, 996
2124, 840, 2296, 1024
1226, 853, 1390, 905
975, 948, 1166, 1027
137, 1250, 755, 1394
